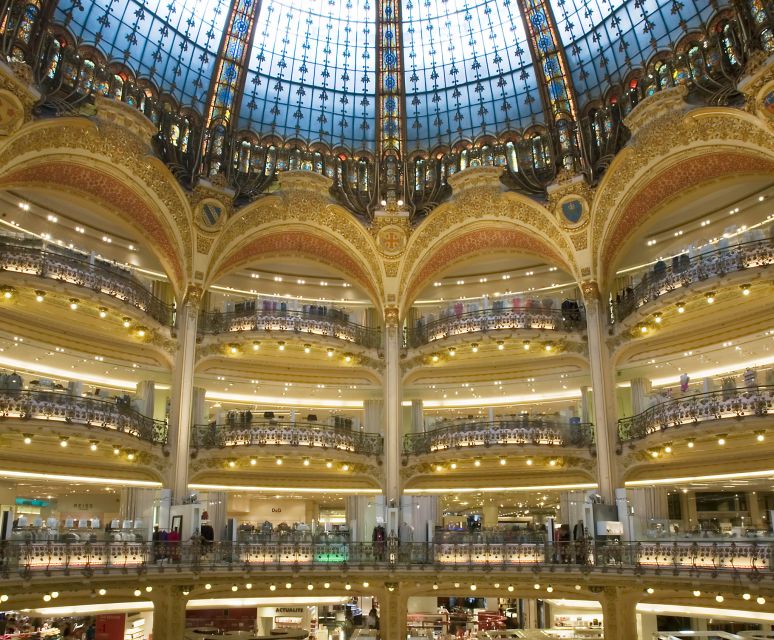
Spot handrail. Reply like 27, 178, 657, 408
198, 308, 382, 348
0, 388, 168, 445
612, 239, 774, 324
191, 421, 383, 456
0, 240, 175, 326
0, 540, 771, 576
405, 306, 585, 348
403, 419, 594, 456
618, 385, 774, 443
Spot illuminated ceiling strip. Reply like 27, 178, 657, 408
406, 483, 597, 495
0, 355, 138, 390
636, 603, 774, 623
188, 596, 348, 608
418, 389, 582, 409
26, 597, 348, 616
189, 483, 380, 494
647, 355, 774, 387
626, 470, 774, 487
547, 600, 774, 622
205, 391, 363, 409
0, 469, 162, 487
209, 285, 371, 306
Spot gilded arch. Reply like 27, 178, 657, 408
0, 117, 193, 295
592, 106, 774, 286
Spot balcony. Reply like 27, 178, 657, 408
0, 240, 174, 326
0, 388, 168, 445
405, 306, 585, 349
403, 419, 594, 457
1, 540, 770, 577
191, 421, 383, 457
198, 307, 382, 349
612, 239, 774, 324
618, 386, 774, 444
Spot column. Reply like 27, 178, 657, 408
487, 407, 496, 422
580, 385, 590, 424
681, 490, 698, 531
119, 488, 157, 534
364, 398, 384, 433
482, 503, 499, 529
748, 492, 763, 528
168, 288, 200, 503
378, 587, 407, 640
399, 495, 438, 542
559, 490, 587, 530
192, 387, 207, 427
151, 585, 187, 640
384, 307, 402, 509
136, 380, 155, 419
630, 378, 650, 416
411, 399, 424, 432
599, 587, 638, 640
582, 283, 620, 504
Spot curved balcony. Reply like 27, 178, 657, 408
0, 388, 168, 445
191, 421, 383, 457
1, 540, 770, 576
612, 239, 774, 324
405, 306, 585, 349
0, 240, 175, 326
198, 308, 382, 349
618, 386, 774, 444
403, 419, 594, 456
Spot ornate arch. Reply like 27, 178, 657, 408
0, 117, 193, 295
592, 104, 774, 286
400, 168, 578, 310
204, 172, 384, 306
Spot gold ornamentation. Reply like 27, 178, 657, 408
376, 224, 407, 256
196, 235, 214, 254
384, 306, 399, 327
580, 280, 600, 302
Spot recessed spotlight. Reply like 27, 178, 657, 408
705, 292, 715, 304
69, 298, 79, 310
676, 302, 685, 313
34, 291, 45, 302
497, 341, 505, 350
276, 456, 283, 465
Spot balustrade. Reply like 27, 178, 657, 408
0, 388, 168, 445
403, 419, 594, 456
612, 239, 774, 324
0, 240, 174, 326
1, 540, 771, 576
618, 385, 773, 443
405, 306, 585, 349
198, 307, 381, 348
191, 421, 383, 457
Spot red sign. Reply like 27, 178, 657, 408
95, 613, 126, 640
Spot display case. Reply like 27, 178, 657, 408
406, 612, 448, 639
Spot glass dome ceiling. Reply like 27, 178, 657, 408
55, 0, 725, 152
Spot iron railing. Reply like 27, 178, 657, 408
198, 308, 382, 349
191, 421, 383, 456
612, 239, 774, 323
0, 240, 175, 326
618, 386, 773, 443
1, 540, 771, 576
404, 419, 594, 456
0, 388, 168, 445
405, 306, 585, 348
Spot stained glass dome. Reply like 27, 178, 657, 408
54, 0, 730, 153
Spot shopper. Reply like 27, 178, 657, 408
367, 607, 379, 630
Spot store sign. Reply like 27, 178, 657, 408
95, 613, 126, 640
15, 498, 49, 507
276, 608, 304, 613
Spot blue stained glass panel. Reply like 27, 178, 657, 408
402, 0, 544, 150
240, 0, 376, 150
548, 0, 721, 101
55, 0, 230, 110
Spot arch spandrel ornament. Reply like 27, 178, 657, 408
591, 106, 774, 285
399, 169, 579, 309
0, 117, 193, 295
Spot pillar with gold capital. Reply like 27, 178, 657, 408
150, 584, 188, 640
168, 285, 201, 504
383, 305, 402, 517
581, 281, 620, 504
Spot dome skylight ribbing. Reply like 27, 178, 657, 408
55, 0, 730, 151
